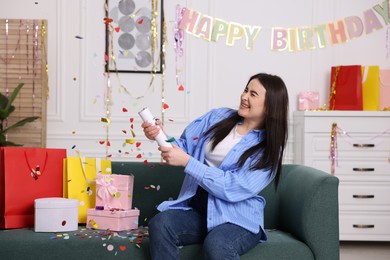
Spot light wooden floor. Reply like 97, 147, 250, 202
340, 241, 390, 260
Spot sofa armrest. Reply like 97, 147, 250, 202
278, 164, 339, 260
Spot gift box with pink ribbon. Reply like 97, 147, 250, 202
95, 173, 134, 210
86, 208, 139, 231
298, 91, 320, 110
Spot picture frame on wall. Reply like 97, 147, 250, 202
105, 0, 163, 73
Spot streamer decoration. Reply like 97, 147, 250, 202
103, 2, 113, 159
329, 123, 390, 175
329, 123, 338, 176
32, 20, 39, 112
160, 4, 167, 126
174, 4, 186, 91
41, 20, 49, 98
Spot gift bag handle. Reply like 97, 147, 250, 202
79, 156, 97, 184
329, 66, 340, 110
24, 151, 48, 179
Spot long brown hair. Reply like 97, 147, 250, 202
205, 73, 289, 187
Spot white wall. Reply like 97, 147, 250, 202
1, 0, 389, 163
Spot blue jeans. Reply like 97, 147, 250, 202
149, 209, 263, 260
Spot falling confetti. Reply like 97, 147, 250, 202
125, 139, 136, 144
101, 117, 111, 124
104, 18, 113, 25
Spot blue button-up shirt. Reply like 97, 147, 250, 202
158, 107, 274, 239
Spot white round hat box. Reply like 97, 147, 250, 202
34, 197, 78, 232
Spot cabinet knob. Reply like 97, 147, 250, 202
353, 168, 375, 172
353, 224, 375, 229
353, 144, 375, 148
353, 195, 375, 199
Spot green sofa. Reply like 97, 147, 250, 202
0, 163, 339, 260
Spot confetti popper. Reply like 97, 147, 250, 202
138, 107, 172, 148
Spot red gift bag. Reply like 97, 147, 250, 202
329, 65, 363, 110
0, 147, 66, 229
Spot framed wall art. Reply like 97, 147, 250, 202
105, 0, 163, 73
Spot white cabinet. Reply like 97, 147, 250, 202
293, 111, 390, 241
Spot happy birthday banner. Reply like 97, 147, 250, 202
178, 0, 389, 52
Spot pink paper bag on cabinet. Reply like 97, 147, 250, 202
380, 69, 390, 110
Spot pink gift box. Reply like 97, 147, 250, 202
95, 174, 134, 210
298, 91, 320, 110
86, 208, 140, 231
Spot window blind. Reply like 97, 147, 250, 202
0, 19, 48, 147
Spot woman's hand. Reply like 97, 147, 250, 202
141, 119, 162, 141
159, 144, 190, 167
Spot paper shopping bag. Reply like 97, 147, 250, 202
362, 65, 380, 111
380, 69, 390, 110
63, 157, 111, 223
0, 147, 66, 229
329, 65, 363, 110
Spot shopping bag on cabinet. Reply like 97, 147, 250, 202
63, 156, 111, 223
329, 65, 363, 110
362, 65, 380, 111
380, 69, 390, 110
0, 147, 66, 229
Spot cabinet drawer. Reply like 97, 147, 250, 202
339, 183, 390, 210
334, 160, 390, 179
339, 211, 390, 241
308, 159, 390, 181
305, 134, 390, 158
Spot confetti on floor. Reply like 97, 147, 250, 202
49, 226, 149, 255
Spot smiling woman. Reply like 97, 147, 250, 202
140, 72, 289, 259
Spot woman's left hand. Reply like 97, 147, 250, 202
159, 144, 190, 167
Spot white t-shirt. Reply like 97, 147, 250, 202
205, 125, 244, 167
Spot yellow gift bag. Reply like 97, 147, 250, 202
63, 157, 111, 223
362, 65, 380, 111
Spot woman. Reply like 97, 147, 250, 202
141, 73, 289, 260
